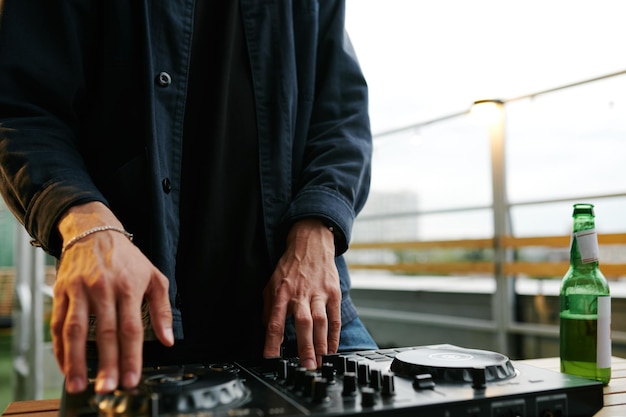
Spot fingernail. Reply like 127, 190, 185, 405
95, 377, 116, 393
301, 358, 316, 370
123, 371, 138, 388
67, 377, 86, 393
165, 327, 174, 344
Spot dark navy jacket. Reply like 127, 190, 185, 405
0, 0, 372, 336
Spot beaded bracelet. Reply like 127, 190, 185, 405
61, 225, 133, 257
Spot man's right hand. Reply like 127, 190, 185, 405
51, 202, 174, 394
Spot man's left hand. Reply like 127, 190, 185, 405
262, 219, 341, 369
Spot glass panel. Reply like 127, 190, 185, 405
356, 116, 493, 243
507, 76, 626, 201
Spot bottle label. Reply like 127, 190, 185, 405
574, 228, 600, 263
597, 295, 611, 368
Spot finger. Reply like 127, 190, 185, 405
145, 271, 174, 347
293, 301, 316, 370
117, 292, 145, 389
63, 287, 89, 393
310, 296, 328, 366
263, 300, 288, 359
90, 288, 119, 393
50, 286, 68, 372
326, 298, 341, 355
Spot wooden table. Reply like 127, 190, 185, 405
519, 356, 626, 416
3, 357, 626, 417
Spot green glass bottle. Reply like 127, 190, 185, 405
560, 203, 611, 384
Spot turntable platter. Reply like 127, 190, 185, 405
98, 365, 251, 415
390, 344, 517, 383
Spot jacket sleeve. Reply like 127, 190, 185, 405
0, 1, 107, 257
285, 0, 373, 255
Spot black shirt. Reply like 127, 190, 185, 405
175, 0, 270, 360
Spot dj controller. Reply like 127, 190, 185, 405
60, 344, 604, 417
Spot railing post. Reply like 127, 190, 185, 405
12, 226, 44, 400
476, 100, 514, 355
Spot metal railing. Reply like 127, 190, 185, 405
346, 68, 626, 355
12, 229, 51, 401
348, 230, 626, 352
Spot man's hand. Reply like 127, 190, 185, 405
51, 202, 174, 394
262, 219, 341, 369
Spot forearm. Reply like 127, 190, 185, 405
284, 2, 371, 254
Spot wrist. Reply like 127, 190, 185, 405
61, 226, 133, 257
287, 218, 335, 247
58, 201, 124, 243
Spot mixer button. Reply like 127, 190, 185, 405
322, 353, 347, 374
303, 371, 318, 397
471, 368, 487, 390
346, 359, 358, 374
277, 359, 289, 381
321, 363, 336, 384
413, 373, 436, 391
294, 367, 308, 392
363, 354, 387, 361
322, 353, 340, 363
342, 372, 358, 397
370, 368, 382, 391
336, 355, 348, 374
357, 363, 370, 386
381, 374, 396, 397
286, 362, 298, 386
361, 387, 377, 407
382, 373, 396, 397
312, 378, 329, 404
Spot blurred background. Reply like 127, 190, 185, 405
341, 0, 626, 360
1, 0, 626, 410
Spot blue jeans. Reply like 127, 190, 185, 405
282, 316, 378, 356
338, 316, 379, 352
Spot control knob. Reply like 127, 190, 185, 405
342, 372, 358, 397
382, 373, 396, 397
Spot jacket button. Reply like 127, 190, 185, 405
161, 178, 172, 194
156, 71, 172, 87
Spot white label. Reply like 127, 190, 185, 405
597, 296, 611, 368
575, 228, 600, 263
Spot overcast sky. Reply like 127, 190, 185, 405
345, 1, 626, 237
345, 0, 626, 135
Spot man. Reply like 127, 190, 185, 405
0, 0, 376, 395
